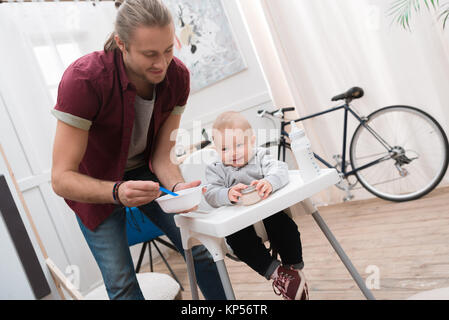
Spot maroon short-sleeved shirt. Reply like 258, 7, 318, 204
53, 49, 190, 231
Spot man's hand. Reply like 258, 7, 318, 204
228, 183, 248, 203
118, 181, 162, 207
172, 179, 203, 213
250, 179, 273, 200
173, 179, 206, 194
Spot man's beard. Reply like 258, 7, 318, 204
128, 60, 164, 85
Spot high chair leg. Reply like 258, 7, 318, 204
311, 210, 375, 300
185, 248, 199, 300
216, 260, 235, 300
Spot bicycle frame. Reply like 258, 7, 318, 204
278, 103, 393, 178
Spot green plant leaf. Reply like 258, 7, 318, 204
389, 0, 447, 30
438, 7, 449, 28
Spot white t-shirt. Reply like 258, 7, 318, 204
125, 91, 156, 171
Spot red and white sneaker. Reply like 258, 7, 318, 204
272, 266, 309, 300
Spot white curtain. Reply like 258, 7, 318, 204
261, 0, 449, 204
0, 0, 117, 165
0, 0, 118, 293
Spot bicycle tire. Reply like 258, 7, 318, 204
349, 105, 449, 202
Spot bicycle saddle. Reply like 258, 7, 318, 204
331, 87, 364, 102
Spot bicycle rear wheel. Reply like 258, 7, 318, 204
349, 105, 449, 202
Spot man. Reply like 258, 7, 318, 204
51, 0, 225, 299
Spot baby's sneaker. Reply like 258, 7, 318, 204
272, 265, 309, 300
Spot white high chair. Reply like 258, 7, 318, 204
179, 147, 269, 244
177, 147, 375, 300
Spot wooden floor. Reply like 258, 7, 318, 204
141, 186, 449, 300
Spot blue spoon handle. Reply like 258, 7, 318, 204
160, 186, 179, 196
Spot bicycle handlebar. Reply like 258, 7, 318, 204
257, 107, 295, 117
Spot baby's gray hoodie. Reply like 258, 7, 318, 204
204, 147, 290, 208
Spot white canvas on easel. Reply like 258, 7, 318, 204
0, 143, 54, 299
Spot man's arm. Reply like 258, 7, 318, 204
51, 120, 161, 206
151, 113, 204, 214
151, 113, 188, 191
51, 120, 116, 204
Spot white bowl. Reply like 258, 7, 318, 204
155, 186, 202, 213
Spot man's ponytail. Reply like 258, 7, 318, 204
103, 0, 173, 52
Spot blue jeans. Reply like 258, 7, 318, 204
76, 166, 226, 300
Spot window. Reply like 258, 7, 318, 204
33, 42, 82, 104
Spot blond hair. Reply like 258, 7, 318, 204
212, 111, 254, 142
104, 0, 173, 51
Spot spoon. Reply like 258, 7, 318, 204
159, 186, 179, 197
160, 183, 211, 197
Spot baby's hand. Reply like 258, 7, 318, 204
250, 179, 273, 200
228, 183, 248, 203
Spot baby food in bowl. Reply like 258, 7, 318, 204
155, 186, 202, 213
239, 185, 262, 206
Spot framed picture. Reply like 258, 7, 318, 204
164, 0, 247, 92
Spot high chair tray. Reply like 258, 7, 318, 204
174, 169, 341, 238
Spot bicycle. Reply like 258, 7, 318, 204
257, 87, 449, 202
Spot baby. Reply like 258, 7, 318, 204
204, 111, 308, 300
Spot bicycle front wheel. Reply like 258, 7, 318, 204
350, 105, 449, 202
